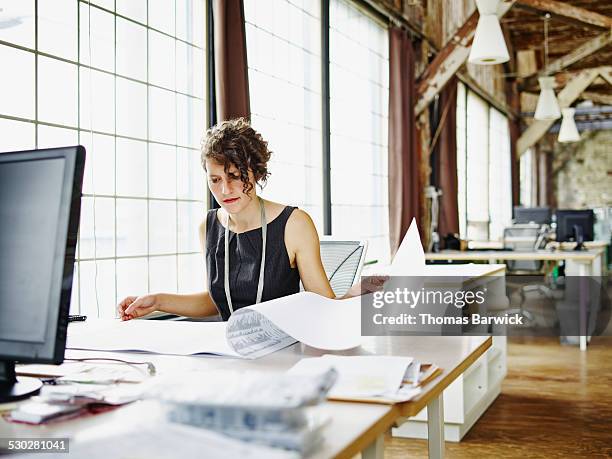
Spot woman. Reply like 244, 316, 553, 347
118, 118, 379, 321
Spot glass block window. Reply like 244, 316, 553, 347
488, 107, 512, 240
244, 0, 324, 230
520, 148, 536, 207
457, 86, 513, 241
456, 82, 467, 238
0, 1, 207, 318
329, 0, 389, 264
465, 90, 490, 241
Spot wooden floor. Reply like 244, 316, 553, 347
385, 336, 612, 458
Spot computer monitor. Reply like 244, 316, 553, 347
555, 209, 594, 250
513, 206, 552, 225
0, 146, 85, 401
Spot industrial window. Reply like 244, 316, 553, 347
488, 107, 512, 240
456, 82, 468, 238
329, 0, 390, 263
457, 86, 513, 241
0, 1, 207, 317
244, 0, 324, 231
466, 90, 490, 241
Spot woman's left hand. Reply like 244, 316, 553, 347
342, 275, 389, 299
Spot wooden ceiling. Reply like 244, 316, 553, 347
502, 0, 612, 99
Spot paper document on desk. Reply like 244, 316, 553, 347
288, 355, 422, 404
67, 292, 361, 359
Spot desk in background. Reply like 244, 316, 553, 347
426, 248, 605, 277
426, 249, 606, 351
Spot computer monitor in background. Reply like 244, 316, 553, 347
513, 206, 552, 225
0, 146, 85, 401
555, 209, 595, 251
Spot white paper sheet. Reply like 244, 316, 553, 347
228, 292, 362, 357
67, 320, 240, 357
390, 218, 425, 277
67, 220, 429, 360
67, 293, 362, 359
288, 355, 419, 402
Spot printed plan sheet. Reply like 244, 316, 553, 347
68, 219, 424, 359
67, 293, 361, 359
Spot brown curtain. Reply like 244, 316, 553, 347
434, 79, 459, 243
213, 0, 250, 121
388, 27, 420, 256
507, 81, 521, 208
546, 151, 555, 208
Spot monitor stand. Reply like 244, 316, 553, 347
573, 225, 586, 251
0, 360, 42, 402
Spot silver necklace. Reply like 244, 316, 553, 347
224, 196, 267, 314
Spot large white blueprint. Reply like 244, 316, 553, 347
67, 293, 361, 359
67, 219, 425, 359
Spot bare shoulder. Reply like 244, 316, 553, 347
286, 208, 319, 248
287, 208, 316, 230
283, 208, 319, 268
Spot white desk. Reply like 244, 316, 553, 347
425, 249, 605, 276
426, 249, 605, 351
1, 335, 492, 459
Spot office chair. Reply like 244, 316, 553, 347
316, 238, 369, 297
502, 224, 552, 322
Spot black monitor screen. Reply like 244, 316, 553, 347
0, 157, 66, 343
0, 147, 84, 365
514, 206, 552, 225
555, 209, 594, 243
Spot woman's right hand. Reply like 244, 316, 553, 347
117, 294, 159, 321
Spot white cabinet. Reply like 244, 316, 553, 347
393, 264, 508, 442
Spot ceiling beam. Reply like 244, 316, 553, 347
514, 0, 612, 30
600, 67, 612, 86
415, 1, 516, 115
521, 31, 612, 88
521, 65, 612, 92
581, 91, 612, 106
517, 68, 601, 155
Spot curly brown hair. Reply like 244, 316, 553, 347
201, 118, 272, 195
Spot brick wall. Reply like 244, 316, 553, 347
553, 130, 612, 209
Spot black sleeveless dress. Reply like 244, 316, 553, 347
205, 206, 301, 321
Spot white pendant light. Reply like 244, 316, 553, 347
534, 14, 561, 121
468, 0, 510, 65
558, 108, 580, 143
534, 76, 561, 120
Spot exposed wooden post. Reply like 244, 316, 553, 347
515, 0, 612, 30
415, 1, 516, 115
516, 68, 601, 156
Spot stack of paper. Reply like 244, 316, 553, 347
146, 369, 337, 454
9, 383, 145, 424
288, 355, 427, 403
